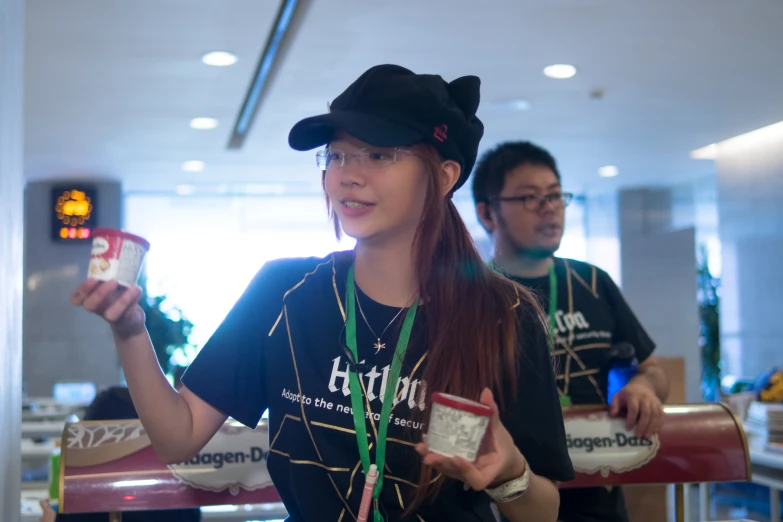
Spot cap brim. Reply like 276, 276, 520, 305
288, 111, 424, 151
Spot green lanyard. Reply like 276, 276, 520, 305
345, 265, 418, 522
488, 258, 570, 406
547, 259, 558, 348
545, 261, 571, 406
487, 258, 558, 346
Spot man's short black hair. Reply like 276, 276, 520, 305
471, 141, 561, 205
83, 386, 138, 421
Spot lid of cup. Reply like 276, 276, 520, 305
93, 228, 151, 251
432, 392, 493, 417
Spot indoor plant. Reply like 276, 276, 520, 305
136, 271, 194, 379
697, 245, 721, 402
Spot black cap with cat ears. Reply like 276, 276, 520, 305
288, 64, 485, 192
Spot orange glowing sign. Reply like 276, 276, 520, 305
56, 190, 92, 223
51, 186, 97, 242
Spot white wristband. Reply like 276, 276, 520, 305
485, 462, 531, 503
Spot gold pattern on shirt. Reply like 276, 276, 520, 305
269, 254, 439, 520
554, 260, 606, 402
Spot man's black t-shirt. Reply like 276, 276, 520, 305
507, 257, 656, 522
183, 251, 574, 522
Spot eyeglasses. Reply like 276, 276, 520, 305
316, 147, 413, 171
493, 192, 574, 212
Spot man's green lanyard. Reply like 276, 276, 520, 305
546, 259, 558, 349
546, 261, 571, 406
345, 265, 418, 522
488, 258, 571, 406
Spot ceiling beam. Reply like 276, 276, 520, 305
227, 0, 309, 149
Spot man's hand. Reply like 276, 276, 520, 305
39, 499, 57, 522
609, 381, 664, 438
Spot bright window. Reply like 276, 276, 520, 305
125, 195, 354, 353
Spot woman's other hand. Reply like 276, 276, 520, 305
415, 388, 527, 491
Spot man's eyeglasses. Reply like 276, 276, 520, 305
493, 192, 574, 212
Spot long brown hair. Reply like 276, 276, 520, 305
324, 143, 545, 513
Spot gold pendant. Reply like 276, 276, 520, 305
374, 339, 386, 352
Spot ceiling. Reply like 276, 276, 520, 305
24, 0, 783, 199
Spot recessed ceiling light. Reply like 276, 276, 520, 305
543, 64, 577, 79
202, 51, 238, 67
488, 99, 532, 112
181, 160, 205, 172
598, 165, 619, 178
190, 117, 219, 130
507, 99, 531, 111
176, 184, 196, 196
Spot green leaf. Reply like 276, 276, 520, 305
137, 268, 194, 377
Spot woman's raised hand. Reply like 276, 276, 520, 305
71, 279, 146, 338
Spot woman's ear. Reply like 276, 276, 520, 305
440, 160, 461, 197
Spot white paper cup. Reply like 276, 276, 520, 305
426, 392, 492, 462
88, 228, 150, 288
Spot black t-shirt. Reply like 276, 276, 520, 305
510, 257, 655, 406
183, 251, 574, 522
507, 257, 656, 522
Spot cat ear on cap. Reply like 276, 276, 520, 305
447, 76, 481, 117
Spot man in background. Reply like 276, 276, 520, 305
471, 141, 669, 522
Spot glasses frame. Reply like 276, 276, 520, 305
493, 192, 575, 212
315, 147, 414, 170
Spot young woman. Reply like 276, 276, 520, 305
71, 64, 574, 522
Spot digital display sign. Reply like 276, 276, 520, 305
51, 186, 97, 242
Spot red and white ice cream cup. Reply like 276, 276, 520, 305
427, 392, 493, 462
88, 228, 150, 288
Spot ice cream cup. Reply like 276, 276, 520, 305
427, 392, 493, 462
88, 228, 150, 288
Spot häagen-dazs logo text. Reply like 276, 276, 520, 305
168, 424, 272, 495
565, 414, 660, 477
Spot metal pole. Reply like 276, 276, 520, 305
699, 483, 711, 521
674, 484, 685, 522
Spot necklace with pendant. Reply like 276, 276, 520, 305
354, 286, 407, 353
